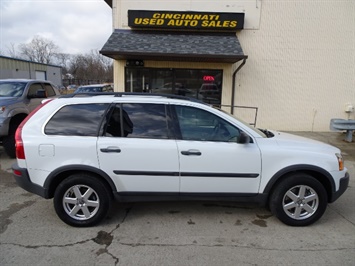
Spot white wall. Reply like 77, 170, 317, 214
236, 0, 355, 131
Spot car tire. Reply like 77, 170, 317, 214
54, 174, 111, 227
3, 122, 19, 158
269, 173, 327, 226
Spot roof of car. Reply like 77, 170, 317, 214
0, 78, 51, 83
56, 93, 210, 108
59, 92, 205, 103
77, 84, 110, 88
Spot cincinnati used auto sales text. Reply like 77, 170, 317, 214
133, 13, 238, 28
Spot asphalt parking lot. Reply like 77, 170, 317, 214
0, 132, 354, 266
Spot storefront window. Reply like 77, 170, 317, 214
125, 68, 222, 105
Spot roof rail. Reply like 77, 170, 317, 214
59, 92, 205, 103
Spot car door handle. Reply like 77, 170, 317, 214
100, 147, 121, 153
181, 150, 202, 156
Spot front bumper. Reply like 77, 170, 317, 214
330, 172, 349, 203
12, 163, 50, 199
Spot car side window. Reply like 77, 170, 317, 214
44, 84, 56, 97
27, 83, 45, 98
175, 105, 240, 142
45, 103, 109, 136
104, 103, 169, 139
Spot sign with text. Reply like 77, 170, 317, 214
128, 10, 244, 31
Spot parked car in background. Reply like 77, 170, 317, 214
198, 83, 221, 104
58, 86, 66, 94
12, 93, 349, 227
66, 84, 77, 91
152, 83, 203, 100
0, 79, 60, 157
74, 84, 113, 93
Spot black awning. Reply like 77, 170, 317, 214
100, 29, 247, 63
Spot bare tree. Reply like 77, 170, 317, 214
66, 50, 113, 84
19, 35, 59, 64
54, 52, 72, 74
6, 43, 20, 58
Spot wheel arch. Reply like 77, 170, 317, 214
263, 165, 335, 203
9, 113, 28, 129
44, 165, 117, 199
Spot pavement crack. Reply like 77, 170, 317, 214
107, 251, 119, 266
121, 206, 132, 224
2, 240, 353, 253
2, 231, 120, 265
116, 241, 355, 252
0, 238, 91, 249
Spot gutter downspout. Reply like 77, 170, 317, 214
231, 58, 247, 114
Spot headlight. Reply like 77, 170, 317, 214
336, 153, 344, 171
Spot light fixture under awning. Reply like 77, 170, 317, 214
100, 29, 247, 63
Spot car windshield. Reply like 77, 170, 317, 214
216, 108, 267, 138
0, 82, 26, 97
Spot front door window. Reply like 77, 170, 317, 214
173, 105, 262, 194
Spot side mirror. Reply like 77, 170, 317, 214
237, 132, 251, 144
36, 90, 46, 98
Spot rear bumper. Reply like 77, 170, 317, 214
12, 163, 49, 199
330, 172, 349, 203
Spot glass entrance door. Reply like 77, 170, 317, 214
150, 69, 173, 94
125, 68, 151, 93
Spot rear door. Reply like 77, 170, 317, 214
97, 102, 180, 193
173, 105, 262, 194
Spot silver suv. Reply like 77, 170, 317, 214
0, 79, 60, 157
12, 93, 349, 227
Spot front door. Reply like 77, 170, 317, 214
26, 83, 46, 112
174, 105, 262, 194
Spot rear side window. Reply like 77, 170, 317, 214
45, 103, 109, 136
44, 83, 56, 97
104, 103, 169, 139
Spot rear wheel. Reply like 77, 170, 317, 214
269, 173, 327, 226
54, 174, 111, 227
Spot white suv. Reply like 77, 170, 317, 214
12, 93, 349, 227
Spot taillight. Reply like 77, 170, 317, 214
15, 126, 25, 159
15, 100, 53, 159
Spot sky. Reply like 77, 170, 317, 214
0, 0, 112, 55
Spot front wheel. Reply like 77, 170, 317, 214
54, 174, 111, 227
269, 174, 327, 226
